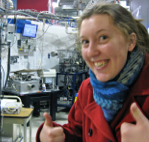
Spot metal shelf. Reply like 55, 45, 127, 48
0, 0, 13, 11
56, 71, 88, 108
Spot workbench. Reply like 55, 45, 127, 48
2, 108, 33, 142
2, 89, 60, 121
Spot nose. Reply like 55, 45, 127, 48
87, 41, 99, 57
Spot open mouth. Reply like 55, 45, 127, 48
94, 60, 109, 68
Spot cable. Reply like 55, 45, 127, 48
16, 11, 41, 22
8, 18, 13, 24
4, 42, 11, 89
68, 17, 77, 28
36, 11, 50, 21
11, 34, 18, 53
56, 17, 77, 28
1, 63, 5, 89
55, 17, 71, 25
33, 20, 52, 40
37, 46, 42, 69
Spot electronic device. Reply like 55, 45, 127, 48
6, 70, 40, 94
7, 79, 40, 94
37, 69, 56, 89
37, 69, 56, 78
1, 95, 23, 114
22, 23, 38, 38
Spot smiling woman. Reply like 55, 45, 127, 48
36, 3, 149, 142
80, 14, 134, 82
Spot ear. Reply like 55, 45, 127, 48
128, 33, 137, 52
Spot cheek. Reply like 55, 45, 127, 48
105, 42, 125, 58
81, 49, 87, 60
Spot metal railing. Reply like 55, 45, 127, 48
85, 0, 116, 9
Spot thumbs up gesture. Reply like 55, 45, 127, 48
40, 112, 65, 142
121, 102, 149, 142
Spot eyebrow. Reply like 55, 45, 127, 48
80, 29, 108, 39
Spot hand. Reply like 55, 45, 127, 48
40, 112, 65, 142
121, 102, 149, 142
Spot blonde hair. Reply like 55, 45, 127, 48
77, 3, 149, 52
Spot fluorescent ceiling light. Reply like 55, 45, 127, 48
53, 2, 58, 8
62, 5, 74, 9
51, 0, 60, 8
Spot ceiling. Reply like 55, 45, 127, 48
54, 0, 91, 16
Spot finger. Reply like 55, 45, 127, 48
44, 112, 53, 127
130, 102, 148, 125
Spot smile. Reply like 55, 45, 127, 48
94, 60, 108, 68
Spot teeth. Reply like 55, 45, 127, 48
94, 61, 108, 67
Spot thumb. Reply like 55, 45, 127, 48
130, 102, 147, 125
44, 112, 53, 127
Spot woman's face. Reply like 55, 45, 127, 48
80, 14, 134, 82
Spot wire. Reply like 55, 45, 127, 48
55, 17, 70, 25
68, 17, 77, 28
56, 17, 77, 28
1, 65, 5, 88
14, 10, 41, 22
11, 34, 18, 53
33, 21, 52, 40
4, 42, 11, 89
36, 11, 50, 21
8, 18, 13, 24
37, 46, 42, 69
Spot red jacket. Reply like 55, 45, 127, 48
36, 53, 149, 142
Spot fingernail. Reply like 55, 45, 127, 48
132, 102, 138, 111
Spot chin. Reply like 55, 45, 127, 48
96, 77, 109, 82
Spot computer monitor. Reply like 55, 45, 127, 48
22, 23, 38, 38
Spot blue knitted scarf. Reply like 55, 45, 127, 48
89, 47, 145, 122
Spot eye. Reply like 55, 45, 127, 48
81, 40, 89, 46
100, 35, 108, 41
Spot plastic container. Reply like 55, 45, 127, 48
42, 84, 46, 92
